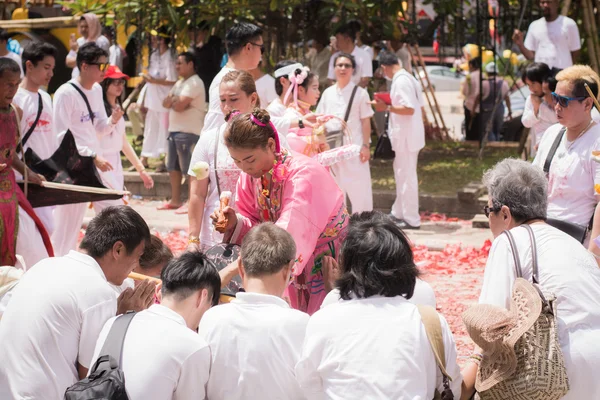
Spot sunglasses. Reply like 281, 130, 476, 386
87, 62, 110, 72
483, 205, 502, 218
551, 92, 587, 108
335, 63, 353, 69
248, 42, 265, 54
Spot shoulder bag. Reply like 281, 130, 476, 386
69, 82, 95, 124
542, 127, 594, 243
477, 226, 569, 400
326, 85, 359, 150
64, 311, 136, 400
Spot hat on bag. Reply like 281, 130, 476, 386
104, 65, 129, 81
485, 62, 498, 75
462, 278, 542, 391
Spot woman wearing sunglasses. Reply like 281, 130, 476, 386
95, 65, 154, 213
532, 65, 600, 254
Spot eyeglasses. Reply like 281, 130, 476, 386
551, 92, 587, 108
87, 62, 110, 72
483, 205, 502, 218
335, 63, 353, 69
111, 79, 126, 86
248, 42, 265, 54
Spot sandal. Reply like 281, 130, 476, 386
156, 202, 181, 211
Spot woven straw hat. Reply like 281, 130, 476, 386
462, 278, 542, 391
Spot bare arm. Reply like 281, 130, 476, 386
188, 176, 209, 247
358, 77, 370, 88
77, 363, 88, 380
171, 96, 194, 112
571, 50, 581, 64
505, 94, 512, 117
66, 55, 77, 69
587, 202, 600, 266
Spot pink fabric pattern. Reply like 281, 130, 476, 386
228, 150, 348, 314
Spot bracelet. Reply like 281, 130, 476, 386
361, 143, 370, 149
298, 118, 305, 129
469, 353, 483, 365
188, 236, 200, 244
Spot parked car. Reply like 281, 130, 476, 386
419, 66, 464, 92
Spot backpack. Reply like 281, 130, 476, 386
64, 312, 136, 400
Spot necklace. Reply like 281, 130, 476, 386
566, 119, 595, 150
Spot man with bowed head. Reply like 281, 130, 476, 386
0, 206, 155, 400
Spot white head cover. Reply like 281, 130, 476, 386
274, 63, 304, 78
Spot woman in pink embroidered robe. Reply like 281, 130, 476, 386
217, 110, 348, 314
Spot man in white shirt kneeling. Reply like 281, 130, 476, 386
199, 222, 308, 400
91, 251, 220, 400
0, 206, 152, 400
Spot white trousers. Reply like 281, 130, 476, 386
51, 203, 87, 257
332, 157, 373, 213
391, 150, 421, 227
141, 110, 169, 158
16, 206, 49, 270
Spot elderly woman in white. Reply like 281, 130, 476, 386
532, 65, 600, 255
461, 159, 600, 400
296, 211, 462, 399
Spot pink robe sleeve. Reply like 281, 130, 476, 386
229, 157, 343, 277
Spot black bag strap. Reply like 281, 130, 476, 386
69, 82, 95, 124
543, 127, 566, 174
95, 311, 136, 371
21, 92, 43, 147
343, 85, 359, 123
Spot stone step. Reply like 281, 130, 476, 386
472, 214, 490, 229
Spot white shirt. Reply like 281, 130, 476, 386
202, 66, 234, 134
109, 44, 123, 70
321, 278, 437, 309
198, 292, 308, 400
359, 44, 374, 60
524, 15, 581, 69
91, 304, 210, 400
71, 36, 111, 79
521, 96, 558, 148
316, 82, 374, 145
479, 224, 600, 400
389, 69, 426, 152
0, 251, 117, 400
255, 74, 278, 109
168, 74, 206, 135
13, 87, 57, 159
53, 79, 114, 157
267, 97, 287, 117
0, 51, 23, 77
145, 50, 177, 112
296, 295, 462, 399
327, 46, 373, 86
532, 122, 600, 226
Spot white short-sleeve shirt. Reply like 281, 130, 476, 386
524, 16, 581, 69
13, 87, 56, 160
389, 69, 426, 152
521, 96, 558, 149
90, 304, 211, 400
198, 292, 309, 400
168, 74, 206, 135
255, 74, 278, 109
479, 224, 600, 400
267, 97, 287, 118
202, 66, 234, 134
145, 50, 177, 112
0, 251, 117, 400
296, 295, 462, 399
316, 82, 374, 145
327, 46, 373, 85
532, 122, 600, 226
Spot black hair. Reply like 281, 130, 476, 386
0, 29, 9, 43
378, 51, 400, 66
294, 68, 317, 91
337, 211, 420, 300
335, 23, 356, 40
196, 20, 209, 31
546, 67, 560, 92
347, 20, 362, 36
161, 251, 221, 306
100, 77, 124, 118
524, 62, 551, 84
79, 205, 151, 259
333, 52, 356, 73
225, 22, 263, 57
274, 59, 297, 96
76, 42, 108, 70
241, 222, 296, 277
178, 51, 197, 68
0, 58, 21, 79
468, 57, 481, 70
21, 41, 57, 74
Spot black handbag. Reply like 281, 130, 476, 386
373, 130, 395, 160
543, 127, 594, 243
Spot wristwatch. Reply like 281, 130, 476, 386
91, 152, 97, 159
362, 144, 370, 149
298, 118, 305, 129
